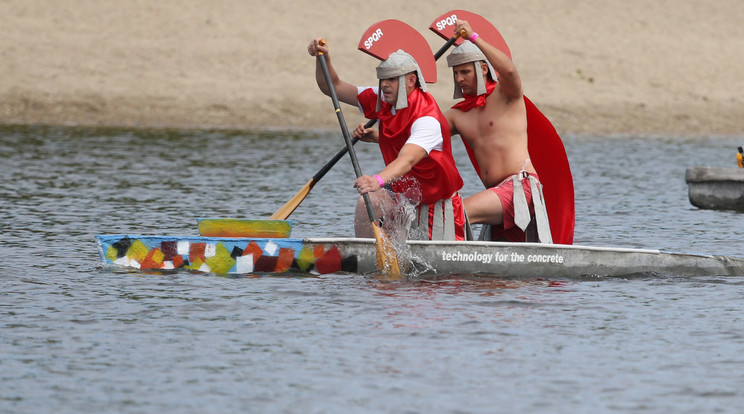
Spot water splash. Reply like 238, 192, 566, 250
373, 179, 436, 278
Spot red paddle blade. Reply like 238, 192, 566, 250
358, 19, 437, 83
429, 10, 511, 58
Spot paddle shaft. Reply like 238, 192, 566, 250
433, 30, 467, 60
269, 111, 375, 220
311, 119, 375, 183
433, 35, 459, 60
316, 52, 378, 223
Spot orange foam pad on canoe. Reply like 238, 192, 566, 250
197, 219, 293, 238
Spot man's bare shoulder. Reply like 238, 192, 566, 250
444, 106, 469, 135
444, 106, 472, 119
443, 107, 459, 118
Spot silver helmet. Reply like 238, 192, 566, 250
446, 40, 497, 99
375, 49, 427, 110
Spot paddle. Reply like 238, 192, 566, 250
270, 118, 376, 220
428, 10, 576, 244
315, 40, 402, 280
433, 33, 462, 61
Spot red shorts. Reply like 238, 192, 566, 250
488, 174, 539, 242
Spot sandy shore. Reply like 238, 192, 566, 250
1, 0, 742, 136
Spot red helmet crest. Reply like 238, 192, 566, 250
357, 19, 437, 83
429, 10, 511, 58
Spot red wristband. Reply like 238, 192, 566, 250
373, 174, 385, 187
469, 32, 479, 42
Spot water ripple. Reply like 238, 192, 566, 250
2, 126, 744, 413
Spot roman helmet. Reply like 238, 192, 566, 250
375, 49, 427, 110
446, 40, 497, 99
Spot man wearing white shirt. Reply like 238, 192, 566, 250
308, 39, 466, 240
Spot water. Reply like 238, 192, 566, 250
2, 125, 744, 413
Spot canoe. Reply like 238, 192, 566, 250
686, 166, 744, 211
95, 234, 744, 278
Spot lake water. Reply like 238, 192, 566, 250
2, 125, 744, 413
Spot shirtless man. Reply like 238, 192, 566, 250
445, 20, 551, 242
307, 38, 466, 241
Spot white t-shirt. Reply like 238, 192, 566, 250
357, 86, 444, 154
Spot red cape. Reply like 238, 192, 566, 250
524, 96, 575, 244
454, 93, 575, 244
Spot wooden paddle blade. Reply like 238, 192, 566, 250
371, 222, 403, 280
357, 19, 437, 84
269, 179, 315, 220
429, 10, 511, 58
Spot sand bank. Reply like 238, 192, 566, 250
1, 0, 742, 136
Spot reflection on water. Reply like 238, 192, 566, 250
2, 125, 744, 413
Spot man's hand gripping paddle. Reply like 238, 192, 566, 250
429, 10, 576, 245
315, 40, 402, 280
